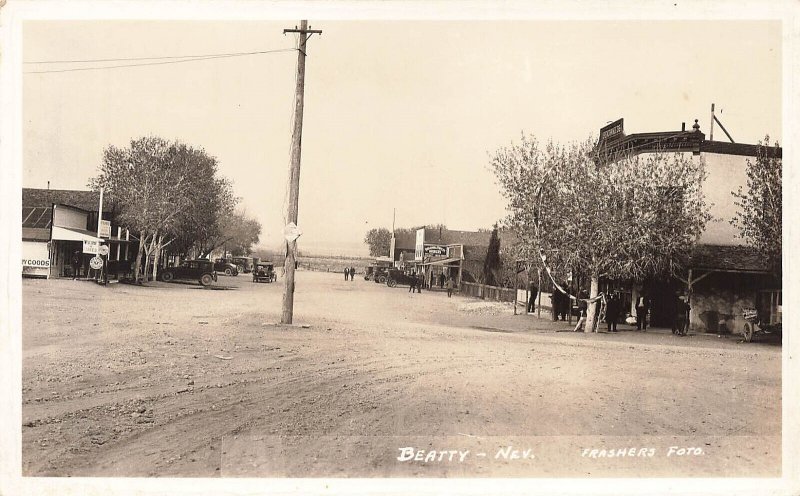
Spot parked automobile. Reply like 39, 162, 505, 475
160, 259, 218, 286
213, 259, 239, 276
386, 269, 420, 288
372, 266, 390, 284
252, 262, 276, 283
231, 256, 254, 274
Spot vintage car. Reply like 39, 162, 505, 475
372, 266, 391, 284
231, 256, 254, 274
386, 269, 421, 288
160, 259, 218, 286
213, 258, 239, 276
252, 262, 277, 283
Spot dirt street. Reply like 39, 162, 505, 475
21, 271, 781, 477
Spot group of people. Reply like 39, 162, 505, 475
411, 272, 456, 297
536, 284, 691, 335
343, 266, 356, 281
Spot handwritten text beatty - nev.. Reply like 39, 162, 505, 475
397, 446, 534, 463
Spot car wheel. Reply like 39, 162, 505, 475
224, 267, 233, 276
387, 279, 397, 288
162, 271, 174, 283
378, 275, 387, 284
200, 274, 213, 286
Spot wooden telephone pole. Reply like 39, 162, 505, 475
281, 20, 322, 325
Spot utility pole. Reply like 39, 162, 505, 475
281, 20, 322, 325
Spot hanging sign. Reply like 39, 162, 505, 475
99, 220, 111, 238
89, 256, 103, 270
98, 245, 110, 257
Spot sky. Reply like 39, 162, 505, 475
20, 19, 782, 256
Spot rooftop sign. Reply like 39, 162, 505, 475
599, 118, 624, 142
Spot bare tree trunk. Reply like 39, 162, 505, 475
584, 274, 600, 333
133, 233, 148, 283
143, 234, 157, 282
152, 234, 163, 281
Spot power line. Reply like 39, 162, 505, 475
24, 48, 297, 74
25, 48, 294, 64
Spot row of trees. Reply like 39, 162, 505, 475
91, 136, 262, 283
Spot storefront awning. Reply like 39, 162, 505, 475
422, 257, 461, 266
51, 225, 103, 243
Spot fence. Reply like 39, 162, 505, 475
460, 281, 517, 302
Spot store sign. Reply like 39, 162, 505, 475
99, 220, 111, 238
599, 118, 624, 142
98, 245, 110, 256
424, 244, 447, 257
83, 239, 99, 255
414, 228, 425, 261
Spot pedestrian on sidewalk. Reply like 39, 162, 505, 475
673, 294, 690, 336
446, 276, 454, 297
636, 294, 649, 331
527, 280, 538, 313
606, 293, 619, 332
71, 251, 81, 279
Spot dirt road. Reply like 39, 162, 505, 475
21, 271, 781, 477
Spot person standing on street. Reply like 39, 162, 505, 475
636, 293, 649, 331
71, 250, 81, 279
349, 266, 355, 281
344, 267, 349, 281
439, 272, 445, 289
606, 293, 619, 332
416, 273, 423, 293
409, 273, 417, 293
673, 294, 690, 336
446, 276, 454, 297
527, 280, 539, 314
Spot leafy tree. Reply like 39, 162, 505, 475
91, 137, 233, 282
491, 136, 711, 332
482, 224, 502, 286
204, 209, 262, 257
731, 136, 782, 275
364, 227, 392, 257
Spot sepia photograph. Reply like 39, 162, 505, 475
1, 1, 798, 495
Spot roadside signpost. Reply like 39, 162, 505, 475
98, 244, 110, 285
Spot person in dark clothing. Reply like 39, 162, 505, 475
636, 294, 649, 330
71, 251, 82, 279
527, 281, 539, 313
344, 267, 349, 281
606, 293, 620, 332
349, 267, 355, 281
409, 275, 417, 292
673, 295, 690, 336
416, 273, 423, 293
446, 276, 454, 297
